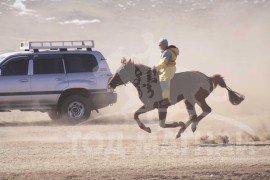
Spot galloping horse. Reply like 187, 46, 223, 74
108, 58, 244, 138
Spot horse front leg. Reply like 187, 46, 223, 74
158, 108, 185, 128
134, 105, 153, 133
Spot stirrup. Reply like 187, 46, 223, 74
159, 98, 171, 107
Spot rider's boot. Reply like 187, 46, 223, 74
159, 98, 171, 107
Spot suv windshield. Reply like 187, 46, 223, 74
0, 54, 8, 63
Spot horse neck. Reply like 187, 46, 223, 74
134, 64, 150, 73
132, 64, 150, 84
131, 64, 159, 96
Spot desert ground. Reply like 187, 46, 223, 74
0, 0, 270, 179
0, 111, 269, 180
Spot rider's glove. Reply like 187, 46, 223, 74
152, 66, 157, 75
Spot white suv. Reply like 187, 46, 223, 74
0, 40, 117, 123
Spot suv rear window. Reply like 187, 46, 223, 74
34, 58, 64, 74
64, 54, 98, 73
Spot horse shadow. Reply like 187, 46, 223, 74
195, 143, 270, 147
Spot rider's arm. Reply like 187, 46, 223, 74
154, 51, 172, 72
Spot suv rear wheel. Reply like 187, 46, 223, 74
60, 95, 91, 123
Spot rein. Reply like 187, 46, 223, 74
114, 65, 158, 87
119, 74, 153, 87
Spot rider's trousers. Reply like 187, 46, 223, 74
159, 65, 176, 100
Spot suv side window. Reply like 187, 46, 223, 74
1, 57, 29, 76
64, 54, 98, 73
34, 57, 64, 75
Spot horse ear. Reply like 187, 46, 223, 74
121, 57, 126, 64
128, 59, 131, 64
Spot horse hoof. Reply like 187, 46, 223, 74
176, 134, 181, 139
191, 123, 197, 133
144, 127, 151, 133
179, 126, 186, 133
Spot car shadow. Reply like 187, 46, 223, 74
0, 118, 137, 127
0, 120, 58, 127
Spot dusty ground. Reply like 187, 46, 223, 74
0, 0, 269, 179
0, 113, 269, 180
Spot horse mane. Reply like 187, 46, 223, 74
133, 62, 151, 72
121, 57, 151, 72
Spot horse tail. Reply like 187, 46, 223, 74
211, 74, 245, 105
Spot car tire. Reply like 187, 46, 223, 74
60, 95, 91, 124
47, 110, 62, 121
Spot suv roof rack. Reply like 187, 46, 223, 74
20, 40, 94, 52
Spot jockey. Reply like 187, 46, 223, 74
153, 38, 179, 104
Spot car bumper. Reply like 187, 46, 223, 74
90, 92, 117, 109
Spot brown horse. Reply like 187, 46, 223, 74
108, 58, 244, 138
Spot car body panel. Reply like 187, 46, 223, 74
0, 49, 116, 111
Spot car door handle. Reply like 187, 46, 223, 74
19, 79, 29, 83
55, 78, 65, 81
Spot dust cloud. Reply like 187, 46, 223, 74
0, 0, 269, 142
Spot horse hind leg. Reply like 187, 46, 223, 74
191, 88, 212, 132
191, 99, 212, 132
134, 105, 153, 133
176, 99, 197, 139
158, 107, 184, 128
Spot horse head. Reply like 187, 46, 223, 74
108, 57, 135, 89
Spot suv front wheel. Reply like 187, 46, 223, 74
60, 95, 91, 123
